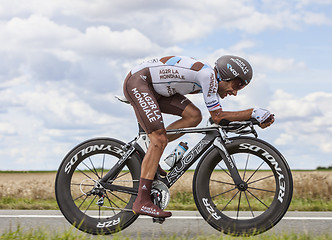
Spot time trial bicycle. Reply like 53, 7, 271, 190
55, 99, 293, 236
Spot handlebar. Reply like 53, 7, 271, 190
208, 118, 259, 137
219, 118, 260, 126
209, 117, 259, 126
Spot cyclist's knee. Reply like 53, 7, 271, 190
192, 109, 202, 126
183, 105, 202, 127
149, 129, 168, 150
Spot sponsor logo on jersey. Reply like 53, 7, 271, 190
207, 101, 221, 111
140, 75, 147, 81
181, 98, 188, 104
167, 86, 177, 96
159, 69, 185, 80
148, 58, 159, 63
131, 88, 162, 123
207, 73, 218, 97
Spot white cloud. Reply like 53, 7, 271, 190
18, 81, 117, 128
0, 14, 182, 91
269, 89, 320, 119
270, 90, 332, 153
0, 77, 138, 170
204, 43, 307, 73
0, 0, 331, 171
0, 76, 28, 88
0, 122, 16, 136
251, 55, 306, 72
66, 26, 166, 58
0, 15, 177, 59
302, 11, 332, 25
269, 90, 332, 121
296, 0, 332, 8
0, 15, 77, 51
229, 40, 256, 52
1, 0, 331, 47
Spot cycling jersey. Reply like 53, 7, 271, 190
131, 56, 222, 111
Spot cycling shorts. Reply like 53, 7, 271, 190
123, 68, 192, 134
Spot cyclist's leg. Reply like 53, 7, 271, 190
123, 69, 171, 218
132, 128, 171, 218
159, 94, 202, 142
141, 128, 167, 179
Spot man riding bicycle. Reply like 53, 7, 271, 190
123, 55, 275, 218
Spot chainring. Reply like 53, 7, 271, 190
151, 180, 170, 210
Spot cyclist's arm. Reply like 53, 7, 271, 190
210, 108, 275, 129
209, 108, 254, 124
196, 67, 255, 124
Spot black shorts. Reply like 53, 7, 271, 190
123, 68, 192, 134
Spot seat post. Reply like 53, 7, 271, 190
138, 123, 146, 134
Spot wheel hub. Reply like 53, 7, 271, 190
237, 182, 248, 191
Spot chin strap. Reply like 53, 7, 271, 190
216, 72, 222, 82
214, 67, 222, 82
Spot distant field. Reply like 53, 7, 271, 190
0, 170, 331, 210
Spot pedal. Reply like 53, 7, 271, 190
152, 217, 166, 224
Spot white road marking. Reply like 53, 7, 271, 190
0, 215, 331, 220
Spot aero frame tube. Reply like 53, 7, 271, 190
163, 131, 219, 187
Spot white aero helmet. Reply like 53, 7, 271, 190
215, 55, 253, 85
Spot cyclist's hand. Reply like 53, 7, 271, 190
260, 114, 275, 129
251, 108, 275, 129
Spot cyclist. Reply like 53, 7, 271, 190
123, 55, 274, 218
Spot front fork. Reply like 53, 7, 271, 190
213, 137, 246, 189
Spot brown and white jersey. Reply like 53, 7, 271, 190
131, 56, 222, 111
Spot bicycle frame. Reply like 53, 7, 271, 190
162, 126, 242, 187
56, 114, 292, 236
99, 123, 251, 194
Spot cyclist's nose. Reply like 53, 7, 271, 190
232, 90, 238, 96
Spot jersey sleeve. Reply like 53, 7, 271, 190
196, 68, 222, 111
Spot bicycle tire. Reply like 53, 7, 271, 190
55, 138, 141, 235
193, 136, 293, 236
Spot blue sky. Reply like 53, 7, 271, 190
0, 0, 331, 170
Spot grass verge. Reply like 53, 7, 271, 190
1, 194, 332, 211
0, 226, 331, 240
0, 197, 58, 210
168, 192, 332, 211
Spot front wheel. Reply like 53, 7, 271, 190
193, 137, 293, 236
55, 138, 141, 235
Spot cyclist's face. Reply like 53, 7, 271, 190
218, 78, 246, 99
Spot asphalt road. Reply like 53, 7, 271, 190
0, 210, 331, 238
